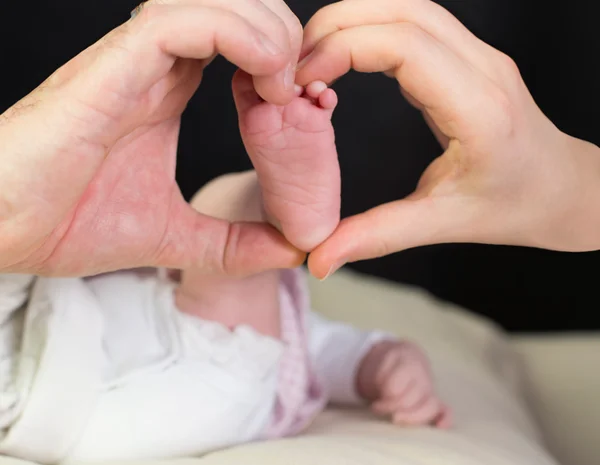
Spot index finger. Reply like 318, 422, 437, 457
253, 0, 304, 104
120, 4, 292, 100
141, 0, 298, 104
300, 0, 502, 80
295, 23, 501, 141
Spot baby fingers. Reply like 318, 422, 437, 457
391, 396, 445, 427
433, 405, 453, 429
372, 379, 430, 415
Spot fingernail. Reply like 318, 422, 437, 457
296, 51, 315, 70
294, 84, 304, 96
284, 63, 295, 91
307, 80, 327, 96
320, 259, 347, 281
257, 34, 283, 56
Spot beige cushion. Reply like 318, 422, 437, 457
513, 335, 600, 465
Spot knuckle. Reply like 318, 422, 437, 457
221, 221, 241, 275
469, 82, 515, 140
137, 2, 161, 23
393, 22, 429, 46
259, 13, 291, 53
97, 23, 130, 55
494, 50, 520, 78
491, 50, 525, 94
289, 16, 304, 45
309, 3, 337, 28
370, 235, 394, 259
484, 86, 516, 137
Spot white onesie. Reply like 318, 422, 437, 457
0, 269, 387, 464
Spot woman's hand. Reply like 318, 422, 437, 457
296, 0, 600, 279
0, 0, 305, 276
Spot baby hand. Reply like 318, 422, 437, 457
357, 340, 451, 428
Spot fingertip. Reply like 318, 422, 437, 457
284, 220, 341, 254
306, 255, 325, 280
225, 222, 306, 276
296, 46, 344, 87
435, 407, 453, 429
308, 252, 347, 281
232, 70, 262, 113
437, 418, 452, 429
308, 221, 356, 279
372, 401, 393, 416
253, 58, 299, 105
232, 68, 252, 87
253, 74, 295, 105
392, 413, 408, 426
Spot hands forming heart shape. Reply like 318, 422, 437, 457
1, 0, 599, 278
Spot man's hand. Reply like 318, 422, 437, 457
0, 0, 306, 276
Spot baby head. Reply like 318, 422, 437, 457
174, 170, 283, 336
188, 170, 265, 224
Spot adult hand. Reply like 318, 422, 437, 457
0, 0, 305, 276
296, 0, 600, 279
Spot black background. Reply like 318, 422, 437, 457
2, 1, 599, 332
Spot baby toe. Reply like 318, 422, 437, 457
318, 88, 338, 110
304, 81, 338, 111
306, 80, 328, 98
392, 397, 443, 427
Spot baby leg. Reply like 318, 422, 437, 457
175, 172, 281, 339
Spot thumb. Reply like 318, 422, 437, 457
153, 198, 305, 276
307, 192, 488, 280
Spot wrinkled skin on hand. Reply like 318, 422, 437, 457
0, 1, 306, 276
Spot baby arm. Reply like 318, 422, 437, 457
308, 312, 451, 428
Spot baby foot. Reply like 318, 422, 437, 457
233, 70, 341, 252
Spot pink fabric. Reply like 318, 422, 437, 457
262, 269, 327, 438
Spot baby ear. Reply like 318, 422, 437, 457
189, 171, 264, 223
